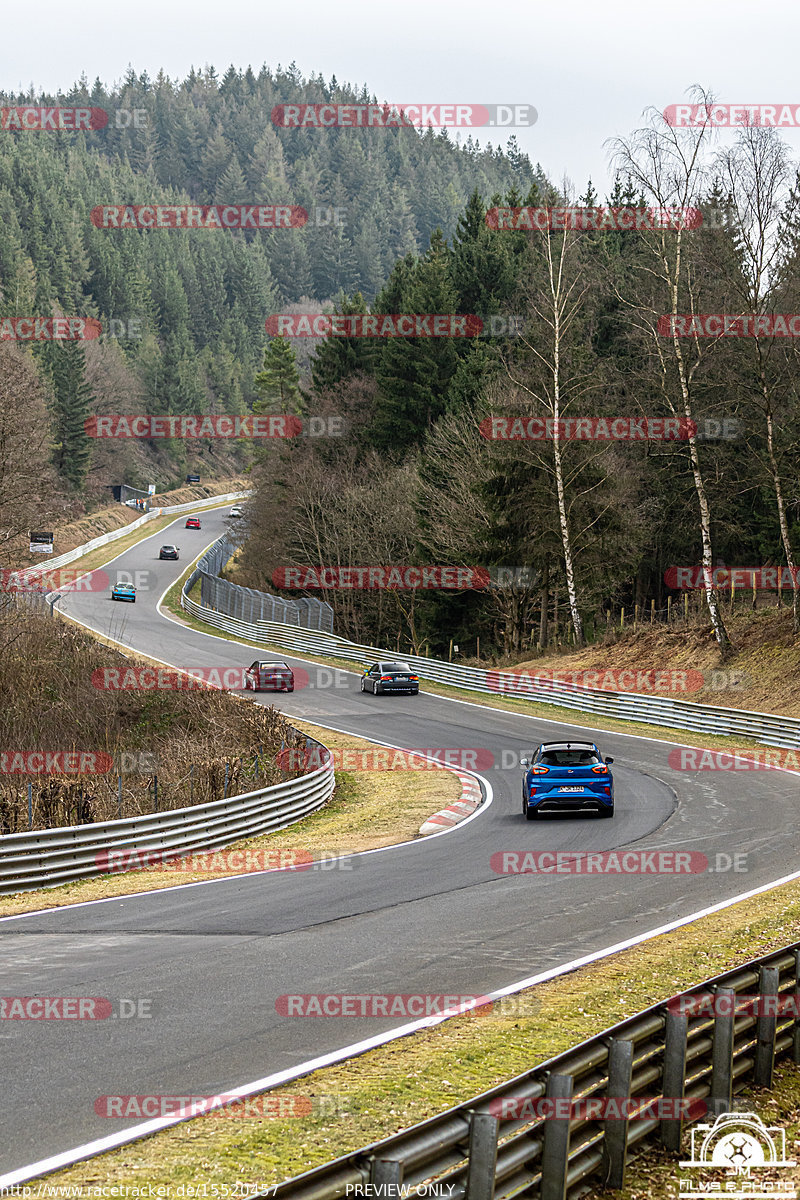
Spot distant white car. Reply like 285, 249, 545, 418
229, 506, 244, 518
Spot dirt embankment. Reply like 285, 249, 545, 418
499, 608, 800, 719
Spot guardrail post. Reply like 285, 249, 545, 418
540, 1072, 573, 1200
710, 987, 735, 1115
117, 776, 122, 819
794, 950, 800, 1064
370, 1157, 402, 1198
754, 966, 780, 1087
153, 774, 158, 813
465, 1110, 499, 1200
661, 1009, 688, 1150
602, 1038, 634, 1189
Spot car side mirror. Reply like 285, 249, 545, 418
520, 757, 530, 767
605, 756, 614, 764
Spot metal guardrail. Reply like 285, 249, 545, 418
0, 738, 335, 895
17, 489, 249, 579
181, 558, 800, 750
268, 943, 800, 1200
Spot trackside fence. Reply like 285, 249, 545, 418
264, 941, 800, 1200
188, 536, 334, 631
0, 738, 334, 895
180, 554, 800, 750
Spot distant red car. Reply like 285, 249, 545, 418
185, 517, 201, 529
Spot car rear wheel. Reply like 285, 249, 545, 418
599, 804, 614, 818
525, 805, 538, 821
375, 683, 383, 695
360, 678, 365, 692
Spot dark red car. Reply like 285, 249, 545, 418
245, 660, 295, 692
185, 517, 201, 529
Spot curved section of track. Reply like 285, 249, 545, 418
2, 505, 798, 1176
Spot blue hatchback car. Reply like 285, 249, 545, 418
521, 741, 614, 819
111, 582, 136, 603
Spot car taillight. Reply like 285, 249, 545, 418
380, 675, 392, 681
531, 765, 549, 774
409, 675, 419, 681
591, 765, 608, 774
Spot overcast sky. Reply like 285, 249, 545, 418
4, 0, 800, 193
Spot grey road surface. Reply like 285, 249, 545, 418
2, 506, 796, 1175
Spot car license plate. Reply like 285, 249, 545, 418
397, 676, 408, 681
558, 786, 584, 792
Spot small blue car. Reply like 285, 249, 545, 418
521, 741, 614, 819
111, 582, 137, 603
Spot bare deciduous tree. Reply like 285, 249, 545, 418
609, 89, 732, 657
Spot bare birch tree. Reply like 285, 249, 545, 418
715, 125, 800, 632
609, 88, 732, 657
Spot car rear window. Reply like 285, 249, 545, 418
382, 663, 412, 672
539, 750, 601, 766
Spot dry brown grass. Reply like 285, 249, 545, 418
0, 613, 297, 832
0, 719, 461, 915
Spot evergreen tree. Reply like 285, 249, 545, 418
254, 337, 302, 413
48, 340, 93, 489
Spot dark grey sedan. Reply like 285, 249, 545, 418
360, 661, 420, 695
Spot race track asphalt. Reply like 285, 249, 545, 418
2, 506, 797, 1175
